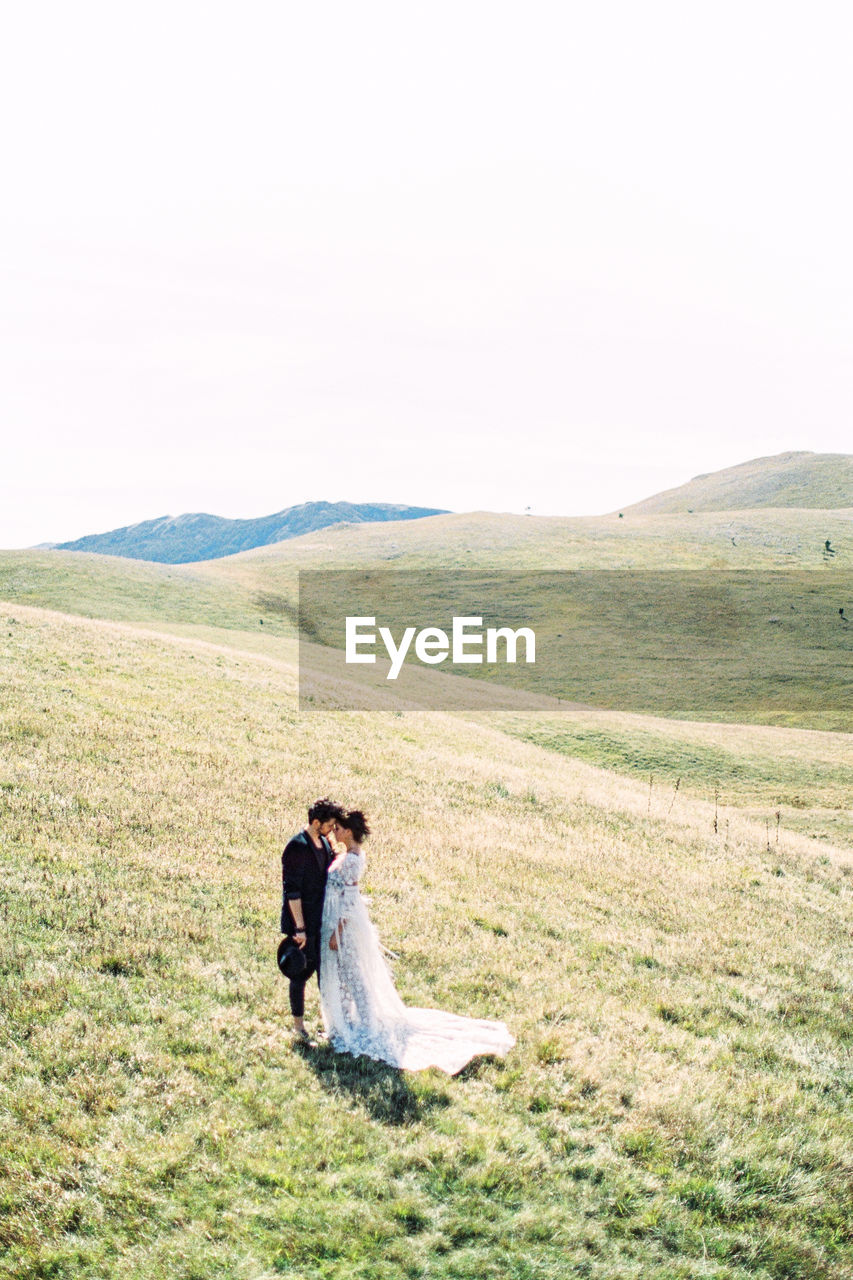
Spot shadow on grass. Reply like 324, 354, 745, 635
297, 1041, 453, 1125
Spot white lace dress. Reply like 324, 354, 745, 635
319, 849, 515, 1074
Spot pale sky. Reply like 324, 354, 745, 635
2, 1, 851, 547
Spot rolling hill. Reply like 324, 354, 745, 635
618, 451, 853, 515
3, 496, 851, 735
194, 506, 851, 582
45, 453, 852, 567
54, 500, 448, 564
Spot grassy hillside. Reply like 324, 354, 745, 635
493, 708, 853, 851
1, 606, 851, 1279
3, 543, 850, 733
0, 551, 288, 637
296, 569, 852, 731
198, 510, 853, 734
620, 452, 853, 515
196, 506, 853, 582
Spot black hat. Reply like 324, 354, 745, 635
277, 936, 308, 979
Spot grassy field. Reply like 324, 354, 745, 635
493, 708, 853, 851
1, 603, 851, 1279
2, 548, 851, 733
297, 568, 853, 731
193, 507, 853, 580
0, 552, 285, 637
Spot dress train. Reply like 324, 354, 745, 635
319, 850, 514, 1075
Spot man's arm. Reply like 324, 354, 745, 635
281, 839, 308, 940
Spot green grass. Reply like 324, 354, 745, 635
497, 712, 853, 848
194, 504, 853, 575
0, 551, 289, 636
0, 605, 851, 1278
296, 568, 853, 731
5, 548, 851, 732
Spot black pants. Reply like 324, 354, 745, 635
288, 931, 321, 1018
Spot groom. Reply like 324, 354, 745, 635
281, 797, 344, 1040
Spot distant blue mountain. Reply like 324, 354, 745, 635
56, 501, 448, 564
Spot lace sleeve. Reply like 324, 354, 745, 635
339, 850, 363, 886
322, 852, 361, 940
323, 880, 342, 934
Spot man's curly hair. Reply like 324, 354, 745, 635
308, 797, 344, 825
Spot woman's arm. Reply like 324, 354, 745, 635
328, 917, 347, 950
326, 851, 359, 949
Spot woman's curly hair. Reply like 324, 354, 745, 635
342, 809, 370, 843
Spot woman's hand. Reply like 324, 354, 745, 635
329, 919, 347, 951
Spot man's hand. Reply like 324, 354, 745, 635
294, 928, 307, 950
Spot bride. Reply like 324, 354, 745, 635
319, 810, 515, 1075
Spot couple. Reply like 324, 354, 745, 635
280, 798, 515, 1075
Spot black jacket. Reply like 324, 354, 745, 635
280, 829, 333, 936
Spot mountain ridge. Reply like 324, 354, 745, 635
55, 500, 448, 564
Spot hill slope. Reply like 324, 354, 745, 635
1, 605, 851, 1279
4, 508, 852, 733
55, 500, 448, 563
195, 507, 852, 580
620, 451, 853, 514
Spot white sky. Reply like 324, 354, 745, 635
2, 1, 851, 547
